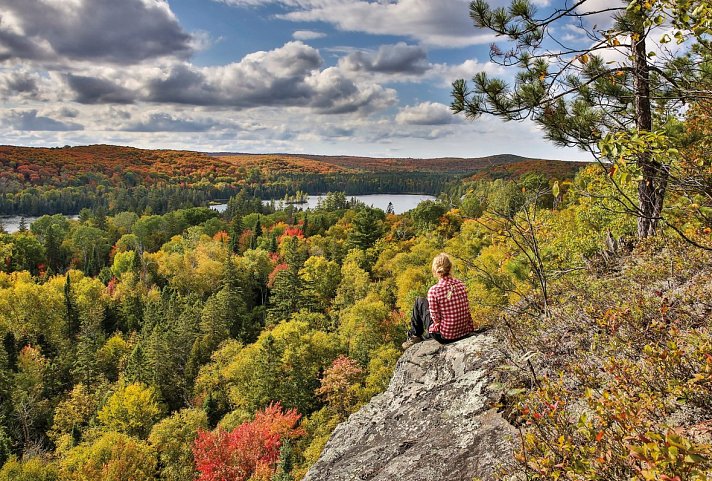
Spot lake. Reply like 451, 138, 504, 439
1, 214, 80, 234
1, 194, 436, 233
211, 193, 437, 215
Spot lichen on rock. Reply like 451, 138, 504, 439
303, 333, 515, 481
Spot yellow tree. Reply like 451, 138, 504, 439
60, 432, 157, 481
97, 383, 165, 439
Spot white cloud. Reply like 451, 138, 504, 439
214, 0, 497, 47
119, 112, 221, 132
574, 0, 626, 29
0, 0, 194, 65
50, 42, 397, 115
4, 109, 84, 131
0, 101, 587, 161
431, 59, 506, 87
304, 67, 397, 114
0, 68, 67, 101
292, 30, 326, 41
396, 102, 462, 125
339, 43, 429, 75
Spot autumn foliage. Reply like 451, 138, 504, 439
192, 403, 303, 481
316, 356, 364, 418
0, 145, 241, 188
0, 145, 585, 192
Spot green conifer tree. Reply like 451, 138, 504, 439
65, 274, 80, 339
347, 208, 386, 250
44, 225, 62, 273
267, 237, 306, 324
251, 217, 263, 250
230, 217, 244, 254
71, 305, 105, 385
271, 440, 295, 481
203, 391, 222, 429
124, 343, 147, 385
131, 248, 143, 278
302, 213, 310, 236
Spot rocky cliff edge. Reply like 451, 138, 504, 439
303, 333, 516, 481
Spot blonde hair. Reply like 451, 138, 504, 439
431, 253, 452, 277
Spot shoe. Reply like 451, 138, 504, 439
401, 335, 423, 350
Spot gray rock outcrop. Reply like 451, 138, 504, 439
303, 333, 516, 481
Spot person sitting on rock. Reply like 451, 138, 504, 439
402, 252, 475, 349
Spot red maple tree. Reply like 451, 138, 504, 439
193, 403, 303, 481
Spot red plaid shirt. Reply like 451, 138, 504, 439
427, 276, 474, 340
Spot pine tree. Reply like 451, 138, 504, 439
17, 217, 27, 233
267, 237, 306, 324
267, 270, 301, 325
249, 334, 282, 410
93, 206, 107, 230
124, 342, 147, 385
0, 425, 9, 468
121, 288, 144, 333
251, 217, 263, 250
142, 294, 201, 411
203, 391, 222, 429
271, 440, 295, 481
302, 213, 310, 236
452, 0, 710, 238
347, 208, 386, 250
72, 305, 105, 384
45, 225, 62, 273
223, 255, 252, 341
131, 248, 143, 279
0, 342, 13, 441
230, 217, 244, 254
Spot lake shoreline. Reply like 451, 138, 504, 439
215, 193, 437, 215
1, 194, 437, 233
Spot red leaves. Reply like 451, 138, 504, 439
213, 231, 229, 243
316, 355, 364, 417
193, 403, 303, 481
267, 263, 288, 288
280, 227, 304, 241
106, 276, 118, 296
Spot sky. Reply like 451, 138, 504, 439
0, 0, 594, 159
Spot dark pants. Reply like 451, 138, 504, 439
409, 297, 462, 345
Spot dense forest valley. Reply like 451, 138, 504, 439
0, 116, 710, 480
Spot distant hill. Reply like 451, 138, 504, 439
464, 157, 592, 181
0, 145, 237, 188
215, 152, 589, 177
0, 145, 589, 190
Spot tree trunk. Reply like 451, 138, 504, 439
633, 26, 669, 238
